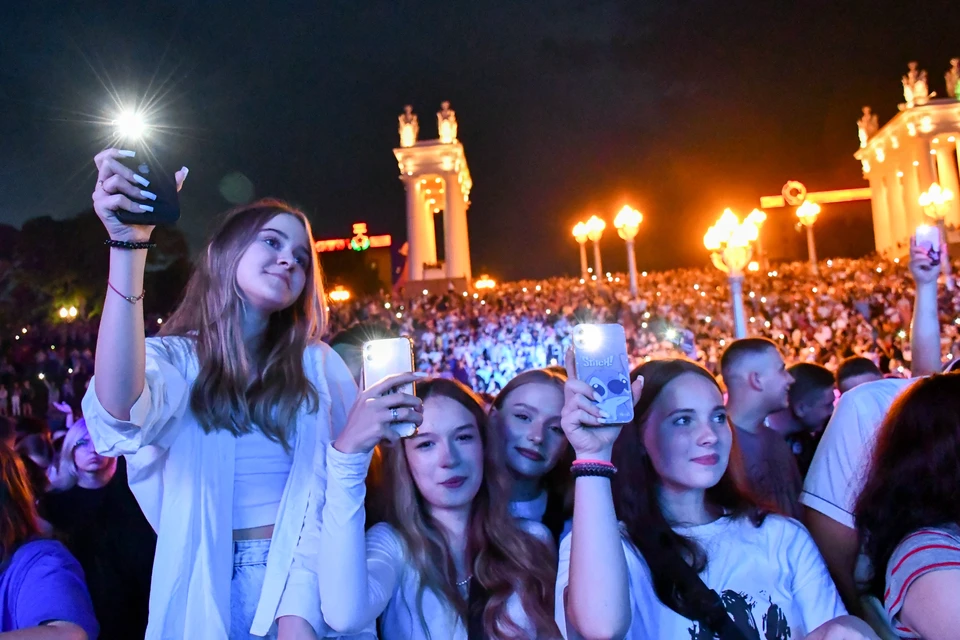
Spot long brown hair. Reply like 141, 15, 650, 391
490, 367, 574, 544
0, 445, 42, 564
855, 373, 960, 598
371, 379, 559, 639
612, 359, 766, 619
160, 199, 326, 448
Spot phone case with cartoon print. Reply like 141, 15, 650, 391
572, 323, 634, 425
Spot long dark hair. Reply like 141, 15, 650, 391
855, 373, 960, 598
612, 359, 766, 619
0, 445, 42, 564
490, 367, 574, 544
372, 378, 559, 639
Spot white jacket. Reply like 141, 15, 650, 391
82, 336, 357, 640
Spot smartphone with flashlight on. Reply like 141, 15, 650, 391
116, 153, 181, 226
915, 224, 942, 266
571, 323, 634, 425
362, 337, 418, 437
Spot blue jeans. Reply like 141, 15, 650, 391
230, 539, 278, 639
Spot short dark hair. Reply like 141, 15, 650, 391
787, 363, 835, 406
835, 356, 882, 385
719, 338, 778, 380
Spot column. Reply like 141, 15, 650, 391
915, 139, 937, 226
403, 177, 427, 281
443, 172, 472, 282
868, 174, 892, 255
886, 165, 909, 254
936, 143, 960, 228
421, 191, 438, 266
902, 138, 928, 237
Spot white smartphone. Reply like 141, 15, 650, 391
571, 323, 635, 425
362, 337, 417, 437
915, 224, 942, 265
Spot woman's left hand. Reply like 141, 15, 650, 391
806, 615, 881, 640
277, 615, 318, 640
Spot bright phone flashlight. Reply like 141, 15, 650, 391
574, 325, 602, 352
113, 109, 148, 140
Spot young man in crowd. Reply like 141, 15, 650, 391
835, 357, 883, 395
768, 362, 836, 477
720, 338, 802, 518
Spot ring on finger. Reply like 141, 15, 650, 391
96, 180, 104, 189
391, 407, 399, 421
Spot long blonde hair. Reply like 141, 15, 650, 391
160, 199, 326, 448
370, 379, 559, 639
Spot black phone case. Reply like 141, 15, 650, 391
116, 156, 181, 225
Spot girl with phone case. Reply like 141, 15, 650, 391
84, 149, 359, 640
556, 357, 877, 640
319, 379, 560, 639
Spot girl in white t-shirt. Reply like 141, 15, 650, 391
557, 356, 878, 640
490, 367, 573, 539
319, 378, 560, 639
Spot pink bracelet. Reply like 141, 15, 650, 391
572, 459, 615, 468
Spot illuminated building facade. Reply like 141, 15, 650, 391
855, 100, 960, 256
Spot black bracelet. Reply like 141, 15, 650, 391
105, 239, 156, 250
571, 463, 618, 480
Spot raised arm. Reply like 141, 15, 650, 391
318, 372, 424, 633
90, 149, 187, 419
557, 350, 639, 640
909, 237, 945, 376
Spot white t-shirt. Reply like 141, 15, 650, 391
556, 515, 846, 639
800, 377, 917, 528
509, 490, 548, 522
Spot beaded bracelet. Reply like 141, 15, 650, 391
105, 239, 156, 250
571, 460, 618, 480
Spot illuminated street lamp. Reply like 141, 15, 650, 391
475, 275, 496, 290
704, 208, 759, 339
746, 208, 768, 271
919, 182, 955, 289
585, 215, 606, 277
572, 222, 589, 280
795, 201, 822, 275
614, 205, 643, 296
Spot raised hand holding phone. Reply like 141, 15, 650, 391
334, 371, 426, 455
361, 337, 420, 437
910, 227, 943, 287
561, 347, 644, 462
93, 148, 188, 242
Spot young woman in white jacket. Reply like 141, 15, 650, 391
318, 377, 560, 639
81, 148, 379, 640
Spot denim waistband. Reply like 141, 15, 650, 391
233, 538, 271, 567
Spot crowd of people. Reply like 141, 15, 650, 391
2, 148, 960, 640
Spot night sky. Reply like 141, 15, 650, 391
2, 1, 958, 280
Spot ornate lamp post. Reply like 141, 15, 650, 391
746, 208, 768, 271
796, 201, 822, 275
704, 208, 759, 339
614, 205, 643, 296
572, 222, 589, 280
585, 215, 606, 277
919, 182, 955, 289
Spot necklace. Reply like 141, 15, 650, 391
456, 575, 473, 588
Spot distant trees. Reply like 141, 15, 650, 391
0, 210, 191, 329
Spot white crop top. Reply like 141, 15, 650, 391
233, 430, 294, 530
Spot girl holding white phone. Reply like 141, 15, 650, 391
319, 377, 560, 639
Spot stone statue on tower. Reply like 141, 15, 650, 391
901, 61, 932, 109
437, 101, 458, 144
946, 58, 960, 99
398, 105, 419, 148
857, 106, 879, 148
